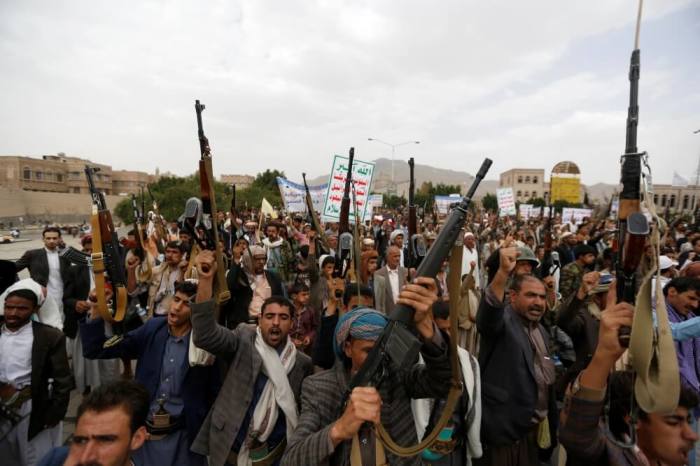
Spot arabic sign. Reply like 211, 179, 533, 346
276, 177, 328, 213
497, 188, 517, 217
561, 208, 593, 224
551, 175, 581, 204
368, 194, 383, 208
434, 194, 461, 215
321, 155, 375, 224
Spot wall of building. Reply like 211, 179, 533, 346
0, 187, 125, 225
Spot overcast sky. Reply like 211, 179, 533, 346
1, 0, 698, 186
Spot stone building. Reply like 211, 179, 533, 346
499, 168, 546, 202
219, 174, 255, 189
0, 153, 149, 195
652, 184, 700, 212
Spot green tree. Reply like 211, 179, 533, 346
481, 193, 498, 211
529, 197, 547, 207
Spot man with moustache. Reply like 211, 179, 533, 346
190, 250, 313, 466
475, 247, 558, 466
0, 279, 73, 466
80, 280, 219, 466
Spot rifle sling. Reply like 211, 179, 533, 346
375, 241, 464, 457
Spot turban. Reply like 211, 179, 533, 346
334, 307, 388, 359
4, 278, 45, 307
250, 245, 266, 258
390, 230, 404, 243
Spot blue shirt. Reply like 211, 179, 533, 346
151, 331, 189, 418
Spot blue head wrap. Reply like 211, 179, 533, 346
333, 307, 388, 359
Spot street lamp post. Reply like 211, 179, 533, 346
367, 138, 420, 195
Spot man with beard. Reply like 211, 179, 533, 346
263, 222, 294, 285
475, 247, 558, 466
225, 244, 286, 329
15, 226, 70, 315
131, 241, 187, 317
281, 277, 450, 466
39, 380, 150, 466
0, 279, 73, 466
191, 250, 313, 466
80, 279, 219, 466
556, 231, 578, 267
560, 297, 699, 466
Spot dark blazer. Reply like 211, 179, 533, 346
190, 299, 313, 466
223, 262, 285, 329
80, 316, 221, 447
282, 332, 452, 466
62, 264, 92, 339
476, 292, 558, 449
15, 248, 70, 287
28, 321, 74, 440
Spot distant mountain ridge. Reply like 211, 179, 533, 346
308, 158, 616, 202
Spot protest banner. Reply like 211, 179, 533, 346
497, 187, 517, 216
276, 177, 328, 213
321, 155, 375, 224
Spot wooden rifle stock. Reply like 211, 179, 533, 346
195, 100, 231, 313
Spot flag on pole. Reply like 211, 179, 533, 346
261, 198, 278, 219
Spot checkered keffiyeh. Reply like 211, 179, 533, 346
333, 307, 388, 358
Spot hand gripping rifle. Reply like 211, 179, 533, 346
334, 147, 355, 279
347, 158, 492, 456
407, 157, 426, 269
614, 1, 649, 348
302, 173, 330, 254
194, 100, 231, 314
85, 166, 128, 323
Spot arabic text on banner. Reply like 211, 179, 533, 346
434, 194, 461, 215
497, 188, 517, 217
561, 208, 593, 224
276, 177, 328, 213
321, 155, 375, 224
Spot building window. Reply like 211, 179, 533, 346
35, 171, 43, 181
23, 167, 31, 179
517, 190, 522, 197
661, 194, 667, 207
533, 176, 538, 184
532, 191, 537, 198
45, 170, 53, 181
653, 194, 659, 205
517, 176, 523, 183
56, 174, 63, 182
73, 187, 80, 193
525, 176, 531, 183
670, 195, 676, 208
683, 195, 690, 210
524, 191, 530, 198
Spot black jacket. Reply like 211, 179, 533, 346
223, 263, 285, 329
62, 264, 92, 339
28, 321, 74, 440
15, 248, 70, 287
476, 291, 558, 451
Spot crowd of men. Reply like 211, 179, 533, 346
2, 202, 700, 466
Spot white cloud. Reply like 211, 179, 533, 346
0, 0, 696, 186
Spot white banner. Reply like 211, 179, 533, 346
497, 188, 516, 217
276, 177, 328, 213
518, 204, 534, 219
561, 208, 594, 224
321, 155, 375, 224
434, 195, 461, 215
367, 194, 383, 208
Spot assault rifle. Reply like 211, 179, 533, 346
347, 158, 491, 454
334, 147, 355, 279
194, 100, 231, 312
407, 157, 426, 268
349, 157, 491, 385
85, 165, 128, 323
614, 5, 650, 347
536, 196, 557, 279
131, 194, 146, 261
302, 173, 330, 254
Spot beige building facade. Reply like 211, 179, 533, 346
220, 174, 254, 189
652, 184, 700, 212
499, 168, 547, 202
0, 153, 150, 196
